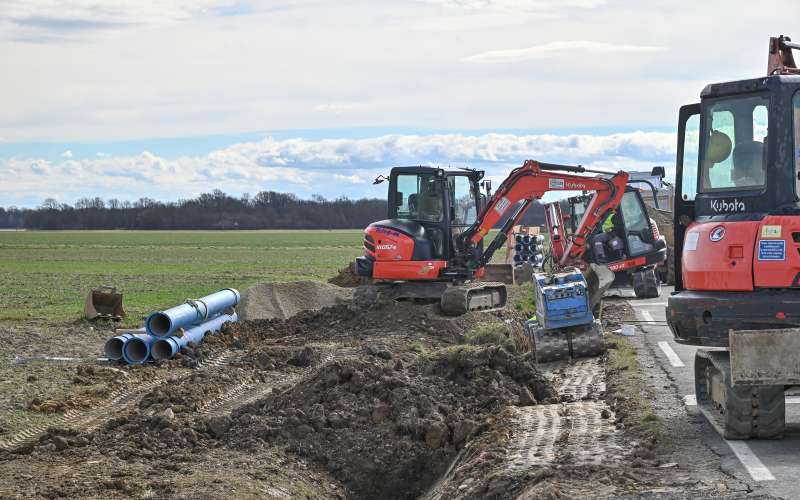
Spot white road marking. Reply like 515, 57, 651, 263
787, 396, 800, 404
641, 310, 654, 322
641, 302, 667, 307
657, 341, 685, 367
726, 440, 776, 481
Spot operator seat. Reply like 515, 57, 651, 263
732, 140, 766, 186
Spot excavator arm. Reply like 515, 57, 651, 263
456, 159, 629, 270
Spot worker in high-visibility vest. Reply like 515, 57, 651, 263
592, 210, 622, 261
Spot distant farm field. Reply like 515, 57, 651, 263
0, 230, 363, 323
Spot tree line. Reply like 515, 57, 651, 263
0, 190, 547, 230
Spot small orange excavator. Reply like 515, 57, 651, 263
355, 160, 667, 315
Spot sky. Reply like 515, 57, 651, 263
0, 0, 797, 208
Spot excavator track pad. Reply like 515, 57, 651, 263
694, 350, 784, 439
440, 282, 507, 316
353, 281, 507, 316
527, 320, 605, 364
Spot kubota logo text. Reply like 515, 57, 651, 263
711, 198, 745, 213
376, 244, 396, 250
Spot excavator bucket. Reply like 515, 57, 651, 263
84, 286, 125, 321
482, 264, 515, 285
584, 263, 615, 313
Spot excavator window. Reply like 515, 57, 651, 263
397, 173, 443, 222
794, 91, 800, 198
618, 191, 653, 256
700, 94, 769, 191
449, 175, 477, 226
681, 114, 700, 201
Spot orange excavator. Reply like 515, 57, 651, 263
355, 160, 667, 315
667, 36, 800, 439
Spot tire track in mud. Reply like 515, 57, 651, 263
0, 349, 235, 451
506, 359, 623, 469
425, 358, 625, 499
196, 347, 362, 418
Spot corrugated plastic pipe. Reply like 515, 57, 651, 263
123, 334, 156, 365
104, 329, 147, 361
151, 312, 238, 361
145, 288, 240, 338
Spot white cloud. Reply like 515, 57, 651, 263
313, 102, 367, 115
0, 130, 677, 206
419, 0, 607, 12
61, 149, 73, 158
464, 40, 666, 64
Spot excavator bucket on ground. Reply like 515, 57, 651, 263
84, 286, 125, 321
584, 263, 615, 314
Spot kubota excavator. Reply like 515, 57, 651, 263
667, 36, 800, 439
355, 160, 667, 315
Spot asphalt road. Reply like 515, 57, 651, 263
615, 285, 800, 499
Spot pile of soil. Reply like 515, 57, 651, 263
239, 281, 353, 320
328, 265, 367, 288
223, 344, 555, 499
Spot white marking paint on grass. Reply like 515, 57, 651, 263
726, 440, 776, 481
657, 341, 685, 367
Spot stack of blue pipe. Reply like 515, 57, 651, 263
103, 288, 240, 365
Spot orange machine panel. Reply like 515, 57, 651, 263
682, 221, 760, 291
365, 226, 416, 262
753, 216, 800, 288
373, 260, 447, 280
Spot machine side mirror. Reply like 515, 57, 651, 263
650, 166, 666, 178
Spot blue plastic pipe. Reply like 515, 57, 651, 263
145, 288, 240, 338
150, 312, 238, 361
104, 329, 147, 361
123, 334, 157, 365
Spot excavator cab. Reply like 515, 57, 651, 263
386, 166, 484, 262
576, 188, 664, 265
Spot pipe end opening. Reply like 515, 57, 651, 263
151, 340, 174, 361
105, 338, 124, 361
148, 313, 172, 336
124, 338, 150, 364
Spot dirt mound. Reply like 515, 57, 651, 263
328, 265, 367, 287
239, 280, 353, 320
223, 344, 554, 500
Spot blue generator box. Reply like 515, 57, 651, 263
533, 268, 594, 330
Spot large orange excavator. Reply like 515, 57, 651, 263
355, 160, 667, 315
667, 36, 800, 439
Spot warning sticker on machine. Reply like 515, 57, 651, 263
761, 225, 782, 238
493, 196, 511, 215
549, 178, 565, 189
758, 240, 786, 261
